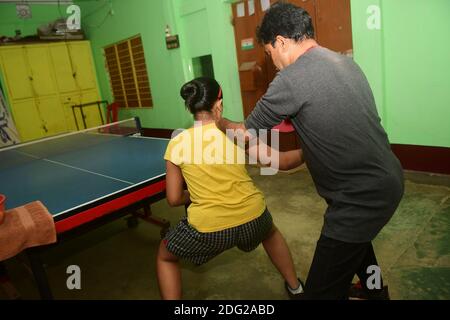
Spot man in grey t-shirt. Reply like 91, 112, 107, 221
216, 2, 404, 299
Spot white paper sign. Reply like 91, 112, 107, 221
237, 2, 245, 17
261, 0, 271, 12
248, 0, 255, 16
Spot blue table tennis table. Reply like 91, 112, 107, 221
0, 118, 170, 299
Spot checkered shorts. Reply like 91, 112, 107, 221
164, 208, 273, 265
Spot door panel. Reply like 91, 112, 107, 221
25, 46, 58, 97
49, 44, 78, 93
36, 96, 68, 136
315, 0, 353, 53
68, 42, 97, 91
11, 99, 44, 141
61, 94, 81, 131
232, 1, 269, 118
0, 48, 33, 100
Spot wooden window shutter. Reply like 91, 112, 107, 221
104, 35, 153, 108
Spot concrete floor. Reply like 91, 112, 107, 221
1, 167, 449, 300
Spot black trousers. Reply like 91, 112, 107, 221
303, 234, 384, 300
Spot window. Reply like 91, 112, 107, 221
104, 35, 153, 108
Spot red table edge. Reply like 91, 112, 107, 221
54, 180, 166, 234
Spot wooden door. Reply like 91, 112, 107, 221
315, 0, 353, 53
232, 0, 268, 118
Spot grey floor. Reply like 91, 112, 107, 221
1, 167, 449, 300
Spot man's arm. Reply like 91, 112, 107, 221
247, 138, 304, 170
215, 74, 297, 136
214, 97, 304, 171
278, 149, 304, 170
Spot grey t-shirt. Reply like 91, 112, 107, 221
245, 47, 404, 243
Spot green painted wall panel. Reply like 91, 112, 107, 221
77, 0, 243, 130
351, 0, 450, 147
204, 0, 243, 121
183, 9, 211, 58
173, 0, 243, 121
382, 0, 450, 147
0, 3, 70, 38
350, 0, 385, 122
77, 0, 191, 129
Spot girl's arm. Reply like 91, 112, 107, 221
166, 160, 190, 207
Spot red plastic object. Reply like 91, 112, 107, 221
273, 119, 295, 133
106, 102, 120, 123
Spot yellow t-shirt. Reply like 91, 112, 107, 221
164, 122, 266, 232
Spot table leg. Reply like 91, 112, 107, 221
130, 205, 170, 238
0, 262, 21, 300
26, 249, 53, 300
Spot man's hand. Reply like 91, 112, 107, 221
212, 99, 225, 131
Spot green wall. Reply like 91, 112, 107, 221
351, 0, 450, 148
77, 0, 243, 130
174, 0, 243, 121
0, 3, 70, 38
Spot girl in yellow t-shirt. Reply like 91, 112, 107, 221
156, 77, 304, 300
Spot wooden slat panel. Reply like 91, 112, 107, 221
104, 35, 153, 108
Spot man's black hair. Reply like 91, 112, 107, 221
256, 1, 315, 46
